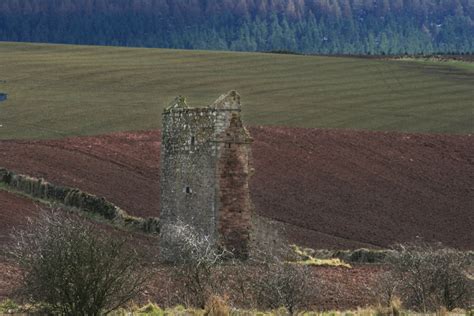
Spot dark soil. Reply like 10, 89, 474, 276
0, 191, 41, 246
0, 127, 472, 250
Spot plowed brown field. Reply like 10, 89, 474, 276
0, 127, 473, 250
0, 191, 41, 245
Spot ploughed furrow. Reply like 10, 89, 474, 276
0, 127, 472, 250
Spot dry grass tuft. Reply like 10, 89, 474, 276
292, 245, 351, 268
204, 295, 231, 316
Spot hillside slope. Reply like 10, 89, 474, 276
0, 43, 473, 140
1, 127, 472, 250
0, 190, 384, 309
1, 0, 473, 54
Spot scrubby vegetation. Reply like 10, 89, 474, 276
5, 211, 150, 315
2, 210, 472, 314
161, 219, 230, 308
384, 241, 473, 312
253, 262, 314, 313
2, 299, 473, 316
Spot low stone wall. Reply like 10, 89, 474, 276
0, 167, 159, 234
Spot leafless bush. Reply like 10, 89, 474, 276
7, 210, 148, 315
245, 215, 315, 313
388, 241, 473, 312
161, 219, 229, 308
254, 261, 313, 314
372, 270, 400, 308
162, 216, 316, 311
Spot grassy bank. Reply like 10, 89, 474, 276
0, 42, 473, 139
2, 299, 472, 316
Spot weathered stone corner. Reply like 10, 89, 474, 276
164, 95, 188, 112
211, 90, 241, 110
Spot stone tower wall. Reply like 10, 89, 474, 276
160, 91, 252, 262
216, 114, 253, 258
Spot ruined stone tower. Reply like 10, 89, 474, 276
159, 91, 253, 261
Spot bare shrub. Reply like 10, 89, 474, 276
373, 271, 401, 309
162, 216, 317, 311
254, 261, 313, 314
7, 210, 148, 315
388, 241, 473, 312
161, 219, 228, 308
245, 215, 316, 313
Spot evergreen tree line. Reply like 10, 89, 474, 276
0, 0, 473, 54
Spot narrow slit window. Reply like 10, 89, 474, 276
185, 186, 192, 194
191, 136, 195, 145
227, 143, 231, 148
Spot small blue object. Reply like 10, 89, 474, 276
0, 93, 7, 102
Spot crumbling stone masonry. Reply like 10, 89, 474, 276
159, 91, 253, 261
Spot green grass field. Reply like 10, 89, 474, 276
0, 42, 472, 139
